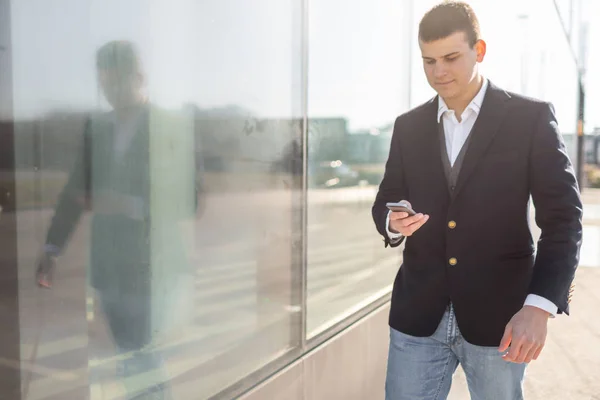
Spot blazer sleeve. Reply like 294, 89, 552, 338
372, 116, 409, 248
45, 119, 91, 252
528, 102, 583, 315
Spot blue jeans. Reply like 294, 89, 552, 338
99, 291, 172, 400
385, 305, 526, 400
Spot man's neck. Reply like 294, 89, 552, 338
442, 75, 484, 119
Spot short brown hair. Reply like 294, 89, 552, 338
419, 1, 481, 47
96, 40, 141, 75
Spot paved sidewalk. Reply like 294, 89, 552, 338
449, 188, 600, 399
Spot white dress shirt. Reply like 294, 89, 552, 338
106, 110, 145, 220
386, 78, 558, 317
113, 112, 142, 163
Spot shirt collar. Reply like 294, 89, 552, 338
437, 78, 489, 122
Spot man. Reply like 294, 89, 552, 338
372, 2, 582, 399
36, 40, 200, 400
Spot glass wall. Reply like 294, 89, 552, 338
8, 1, 303, 399
305, 0, 411, 337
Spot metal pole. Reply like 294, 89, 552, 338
299, 0, 309, 349
517, 15, 529, 95
407, 0, 413, 107
576, 18, 588, 190
576, 83, 585, 189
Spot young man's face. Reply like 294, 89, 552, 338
419, 31, 486, 100
98, 69, 144, 109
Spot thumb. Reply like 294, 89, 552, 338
38, 277, 52, 288
498, 323, 512, 352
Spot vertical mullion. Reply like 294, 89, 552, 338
0, 0, 22, 397
300, 0, 309, 350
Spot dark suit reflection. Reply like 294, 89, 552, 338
42, 41, 200, 400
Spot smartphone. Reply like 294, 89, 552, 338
386, 200, 416, 215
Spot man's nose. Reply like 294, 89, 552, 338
433, 64, 448, 79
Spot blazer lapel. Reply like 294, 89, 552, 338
420, 97, 450, 200
452, 81, 511, 198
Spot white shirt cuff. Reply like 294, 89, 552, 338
386, 210, 403, 242
44, 244, 61, 256
524, 294, 558, 318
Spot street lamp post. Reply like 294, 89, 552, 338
517, 14, 529, 95
576, 21, 588, 189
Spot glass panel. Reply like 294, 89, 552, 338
579, 0, 599, 269
10, 1, 302, 399
306, 0, 410, 337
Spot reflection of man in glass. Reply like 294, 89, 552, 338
36, 40, 199, 400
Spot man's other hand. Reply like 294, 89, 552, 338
389, 201, 429, 236
499, 305, 550, 364
36, 253, 57, 289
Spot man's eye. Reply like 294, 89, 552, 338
446, 57, 458, 62
426, 60, 435, 65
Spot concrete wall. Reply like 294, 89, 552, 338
239, 304, 390, 400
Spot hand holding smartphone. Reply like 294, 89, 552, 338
385, 200, 429, 237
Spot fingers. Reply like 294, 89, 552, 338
390, 213, 430, 236
403, 214, 429, 235
403, 213, 427, 226
388, 201, 428, 236
500, 326, 544, 364
514, 341, 534, 364
391, 212, 427, 227
36, 255, 55, 289
502, 339, 522, 363
388, 200, 413, 220
503, 339, 542, 364
500, 307, 548, 364
519, 338, 544, 363
523, 344, 541, 364
389, 211, 409, 220
498, 323, 512, 353
38, 278, 52, 288
37, 272, 52, 288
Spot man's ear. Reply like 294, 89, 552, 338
475, 39, 487, 62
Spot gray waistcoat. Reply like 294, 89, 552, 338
438, 120, 475, 194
